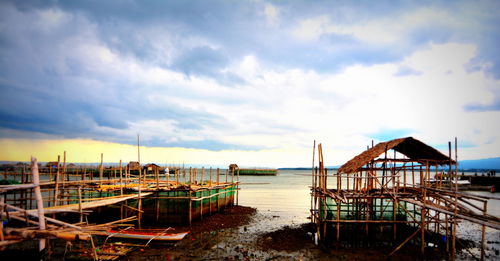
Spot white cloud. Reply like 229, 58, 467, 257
291, 8, 468, 45
263, 3, 280, 27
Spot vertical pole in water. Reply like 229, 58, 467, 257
49, 163, 52, 183
188, 189, 192, 225
32, 157, 46, 254
448, 141, 455, 258
99, 153, 103, 182
189, 167, 192, 185
209, 167, 213, 186
217, 168, 220, 185
166, 165, 170, 186
201, 167, 205, 186
452, 138, 458, 259
236, 168, 239, 206
138, 168, 142, 229
156, 167, 159, 190
176, 168, 179, 185
421, 162, 426, 256
63, 151, 67, 182
78, 186, 83, 223
225, 169, 228, 183
54, 155, 61, 207
119, 160, 123, 196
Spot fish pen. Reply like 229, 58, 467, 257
0, 153, 239, 259
311, 137, 500, 260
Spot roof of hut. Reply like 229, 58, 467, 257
144, 163, 159, 167
337, 137, 456, 174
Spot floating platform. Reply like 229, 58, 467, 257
237, 169, 277, 176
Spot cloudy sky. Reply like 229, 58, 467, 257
0, 1, 499, 167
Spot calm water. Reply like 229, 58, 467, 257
237, 169, 313, 225
237, 169, 500, 219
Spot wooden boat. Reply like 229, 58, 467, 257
96, 228, 189, 241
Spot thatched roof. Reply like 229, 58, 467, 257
337, 137, 455, 174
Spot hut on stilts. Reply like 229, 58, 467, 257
311, 137, 500, 260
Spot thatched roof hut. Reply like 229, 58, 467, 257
127, 161, 141, 170
144, 163, 160, 172
337, 137, 455, 174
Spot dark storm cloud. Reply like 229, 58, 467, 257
0, 0, 499, 151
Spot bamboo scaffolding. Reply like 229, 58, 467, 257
311, 137, 498, 259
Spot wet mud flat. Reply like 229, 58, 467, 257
124, 206, 477, 261
1, 205, 495, 260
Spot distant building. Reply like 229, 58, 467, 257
144, 163, 160, 173
127, 161, 141, 170
67, 163, 77, 169
46, 162, 59, 169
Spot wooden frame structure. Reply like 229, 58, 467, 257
0, 153, 239, 258
311, 137, 500, 260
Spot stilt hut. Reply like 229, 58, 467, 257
311, 137, 500, 259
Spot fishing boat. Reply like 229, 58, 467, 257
95, 228, 189, 242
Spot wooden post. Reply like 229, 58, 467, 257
481, 201, 487, 261
217, 168, 220, 184
138, 169, 143, 229
63, 151, 67, 182
209, 167, 213, 186
225, 169, 228, 183
99, 153, 103, 181
119, 160, 123, 196
236, 168, 239, 206
176, 168, 179, 185
54, 156, 60, 207
188, 190, 192, 225
156, 168, 159, 190
188, 167, 192, 185
31, 157, 46, 253
166, 166, 170, 186
201, 167, 205, 186
452, 139, 458, 259
78, 186, 83, 223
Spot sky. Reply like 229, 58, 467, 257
0, 0, 499, 167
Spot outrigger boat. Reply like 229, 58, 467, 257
94, 227, 189, 243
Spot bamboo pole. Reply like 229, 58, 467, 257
217, 168, 220, 184
99, 153, 103, 181
236, 168, 239, 206
209, 167, 213, 186
189, 167, 192, 185
32, 157, 46, 253
481, 201, 487, 261
78, 186, 83, 223
201, 167, 205, 185
138, 168, 142, 229
54, 155, 61, 207
450, 141, 456, 258
119, 160, 123, 196
63, 151, 67, 181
